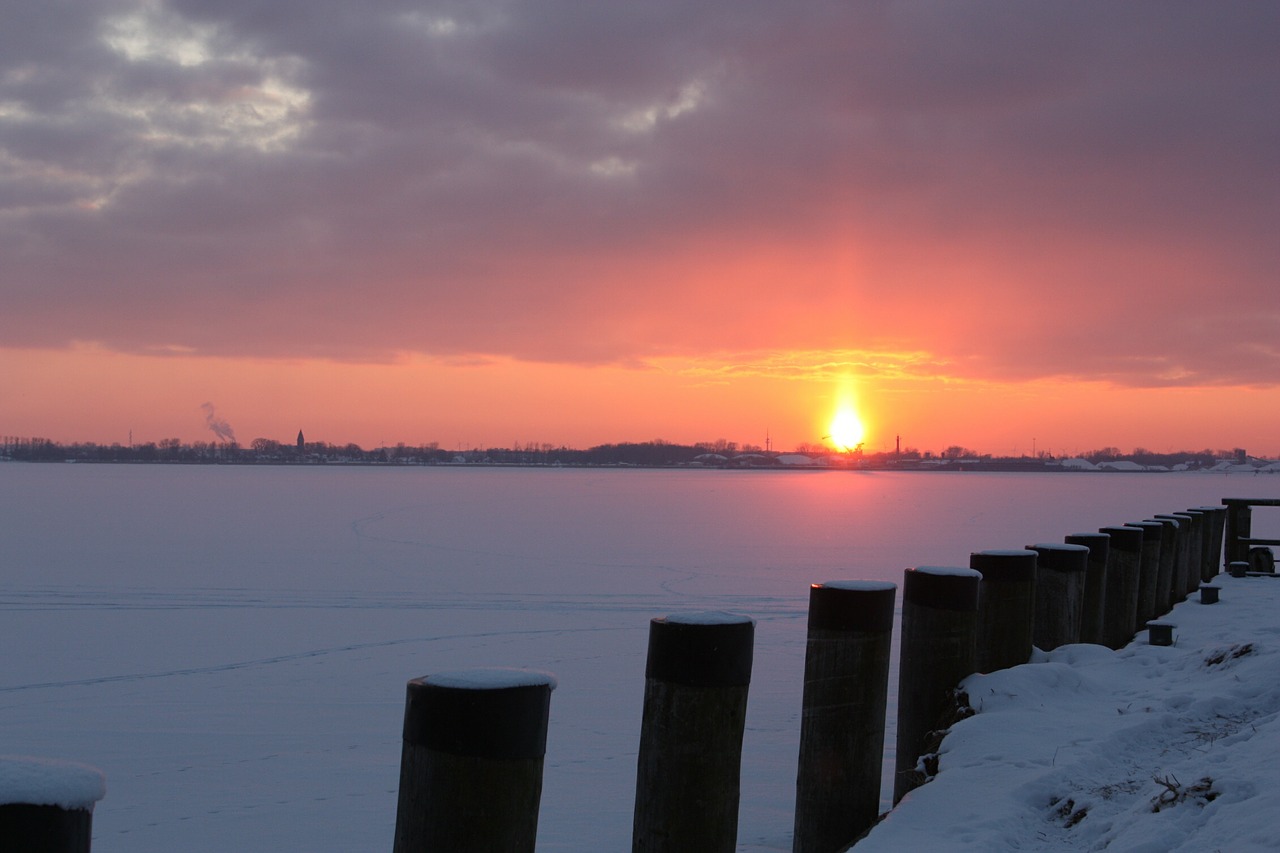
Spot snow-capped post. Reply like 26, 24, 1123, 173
1098, 526, 1143, 648
1193, 506, 1227, 577
1187, 507, 1218, 581
1146, 620, 1174, 646
969, 550, 1037, 672
1248, 547, 1276, 573
1154, 513, 1194, 601
392, 668, 555, 853
1122, 521, 1163, 626
1229, 560, 1248, 578
1199, 583, 1220, 604
633, 611, 754, 853
793, 581, 896, 853
1180, 509, 1208, 584
1142, 518, 1179, 616
1223, 499, 1253, 566
1063, 533, 1110, 645
0, 756, 106, 853
1025, 543, 1089, 651
893, 566, 980, 805
1170, 511, 1201, 597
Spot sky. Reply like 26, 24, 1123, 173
2, 1, 1278, 455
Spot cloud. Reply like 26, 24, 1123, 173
1, 1, 1277, 388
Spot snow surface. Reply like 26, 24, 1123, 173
2, 465, 1278, 851
422, 668, 558, 691
974, 549, 1039, 557
1029, 543, 1092, 552
662, 610, 754, 625
819, 580, 898, 592
0, 755, 106, 810
911, 565, 983, 578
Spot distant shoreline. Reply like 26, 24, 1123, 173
1, 457, 1240, 474
4, 437, 1268, 472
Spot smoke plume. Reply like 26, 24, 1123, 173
201, 402, 237, 443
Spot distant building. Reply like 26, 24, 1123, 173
297, 430, 305, 450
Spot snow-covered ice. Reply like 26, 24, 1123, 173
1, 464, 1277, 850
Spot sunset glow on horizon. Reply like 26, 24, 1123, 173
2, 3, 1278, 457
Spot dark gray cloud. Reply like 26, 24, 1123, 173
2, 1, 1277, 385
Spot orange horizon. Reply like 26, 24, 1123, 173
4, 344, 1277, 459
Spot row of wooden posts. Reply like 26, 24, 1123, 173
10, 500, 1267, 852
386, 503, 1236, 853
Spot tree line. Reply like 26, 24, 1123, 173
0, 435, 1252, 469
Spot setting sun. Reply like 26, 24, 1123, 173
827, 406, 866, 451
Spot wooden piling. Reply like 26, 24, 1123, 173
0, 757, 106, 853
1063, 533, 1109, 645
1142, 518, 1178, 616
392, 669, 555, 853
1098, 526, 1143, 649
1026, 543, 1089, 651
1154, 513, 1194, 601
633, 612, 754, 853
969, 550, 1037, 673
893, 566, 980, 805
1122, 521, 1163, 626
1223, 501, 1253, 566
1193, 506, 1226, 577
1180, 510, 1208, 584
793, 582, 896, 853
1147, 620, 1174, 646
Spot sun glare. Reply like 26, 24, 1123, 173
827, 407, 865, 451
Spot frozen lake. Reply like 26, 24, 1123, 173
2, 464, 1275, 851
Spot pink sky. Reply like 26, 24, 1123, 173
2, 2, 1278, 454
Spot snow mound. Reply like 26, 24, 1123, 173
423, 668, 558, 690
858, 573, 1280, 851
0, 756, 106, 810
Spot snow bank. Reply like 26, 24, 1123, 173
858, 573, 1280, 851
0, 756, 106, 811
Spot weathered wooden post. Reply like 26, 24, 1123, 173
1026, 543, 1089, 651
392, 668, 555, 853
1249, 547, 1276, 573
1229, 560, 1248, 578
1178, 509, 1207, 585
1193, 506, 1226, 577
1199, 583, 1220, 604
893, 566, 980, 805
1098, 526, 1143, 649
1143, 518, 1178, 616
1063, 533, 1109, 645
1123, 521, 1163, 626
970, 550, 1037, 672
793, 581, 896, 853
1147, 620, 1175, 646
1154, 513, 1194, 601
0, 756, 106, 853
1223, 500, 1253, 567
634, 612, 754, 853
